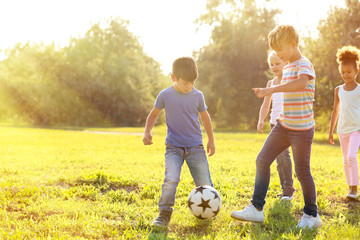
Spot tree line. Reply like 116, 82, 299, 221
0, 18, 167, 127
0, 0, 359, 130
196, 0, 360, 131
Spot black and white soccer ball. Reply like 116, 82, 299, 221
187, 185, 221, 219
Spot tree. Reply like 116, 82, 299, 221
60, 18, 167, 126
195, 0, 279, 128
0, 18, 167, 126
303, 0, 360, 130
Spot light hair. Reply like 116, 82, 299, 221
172, 57, 198, 82
336, 45, 360, 70
268, 25, 299, 50
267, 50, 277, 66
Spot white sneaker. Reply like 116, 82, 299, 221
297, 213, 322, 229
346, 193, 358, 199
231, 205, 264, 223
281, 187, 295, 201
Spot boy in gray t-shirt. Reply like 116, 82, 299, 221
143, 57, 215, 228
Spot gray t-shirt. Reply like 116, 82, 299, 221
154, 86, 207, 147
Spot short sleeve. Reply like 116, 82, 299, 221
297, 61, 315, 80
154, 91, 165, 110
197, 92, 208, 112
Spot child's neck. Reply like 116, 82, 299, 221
343, 80, 358, 91
274, 75, 282, 84
289, 49, 302, 63
344, 80, 358, 89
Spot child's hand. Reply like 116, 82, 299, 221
252, 88, 272, 98
257, 121, 264, 133
143, 133, 153, 145
207, 141, 215, 157
328, 133, 334, 145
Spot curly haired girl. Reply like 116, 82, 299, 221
329, 45, 360, 199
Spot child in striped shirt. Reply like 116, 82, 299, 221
329, 46, 360, 200
257, 51, 294, 201
231, 25, 322, 230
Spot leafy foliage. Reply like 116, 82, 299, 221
195, 0, 280, 128
303, 0, 360, 130
0, 18, 167, 126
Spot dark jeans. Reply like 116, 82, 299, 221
270, 124, 293, 190
251, 121, 317, 217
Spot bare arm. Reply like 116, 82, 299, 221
257, 81, 272, 133
199, 110, 215, 156
329, 87, 340, 145
143, 107, 162, 145
253, 74, 310, 98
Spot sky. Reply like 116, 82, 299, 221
0, 0, 346, 74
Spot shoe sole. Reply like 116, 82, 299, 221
346, 195, 359, 200
297, 222, 322, 230
281, 195, 294, 201
230, 214, 264, 223
152, 223, 169, 228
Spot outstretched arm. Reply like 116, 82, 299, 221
329, 87, 340, 145
143, 107, 161, 145
199, 110, 215, 156
253, 74, 310, 98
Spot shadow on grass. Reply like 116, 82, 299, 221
175, 219, 213, 236
345, 197, 360, 224
148, 226, 171, 240
148, 219, 213, 239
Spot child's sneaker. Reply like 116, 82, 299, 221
281, 187, 295, 201
297, 213, 322, 229
152, 210, 172, 228
346, 193, 358, 200
230, 204, 264, 223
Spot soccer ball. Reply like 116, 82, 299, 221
187, 185, 221, 219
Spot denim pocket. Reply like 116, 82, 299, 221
194, 144, 204, 149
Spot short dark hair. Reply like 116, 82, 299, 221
172, 57, 198, 82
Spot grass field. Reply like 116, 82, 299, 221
0, 125, 359, 239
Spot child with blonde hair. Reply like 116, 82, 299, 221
257, 51, 294, 200
231, 25, 322, 230
329, 45, 360, 200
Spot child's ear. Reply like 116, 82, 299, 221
171, 74, 177, 82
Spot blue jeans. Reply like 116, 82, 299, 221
270, 124, 293, 190
158, 143, 213, 212
252, 121, 317, 217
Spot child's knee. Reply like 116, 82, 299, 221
347, 153, 358, 165
294, 167, 311, 181
256, 153, 272, 169
163, 176, 180, 186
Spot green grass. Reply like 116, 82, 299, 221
0, 125, 359, 239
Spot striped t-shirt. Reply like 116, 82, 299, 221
279, 56, 316, 130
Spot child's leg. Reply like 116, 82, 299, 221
339, 133, 351, 186
252, 123, 290, 210
270, 124, 294, 190
347, 131, 360, 188
185, 145, 213, 187
158, 144, 185, 212
289, 127, 317, 217
275, 147, 293, 190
